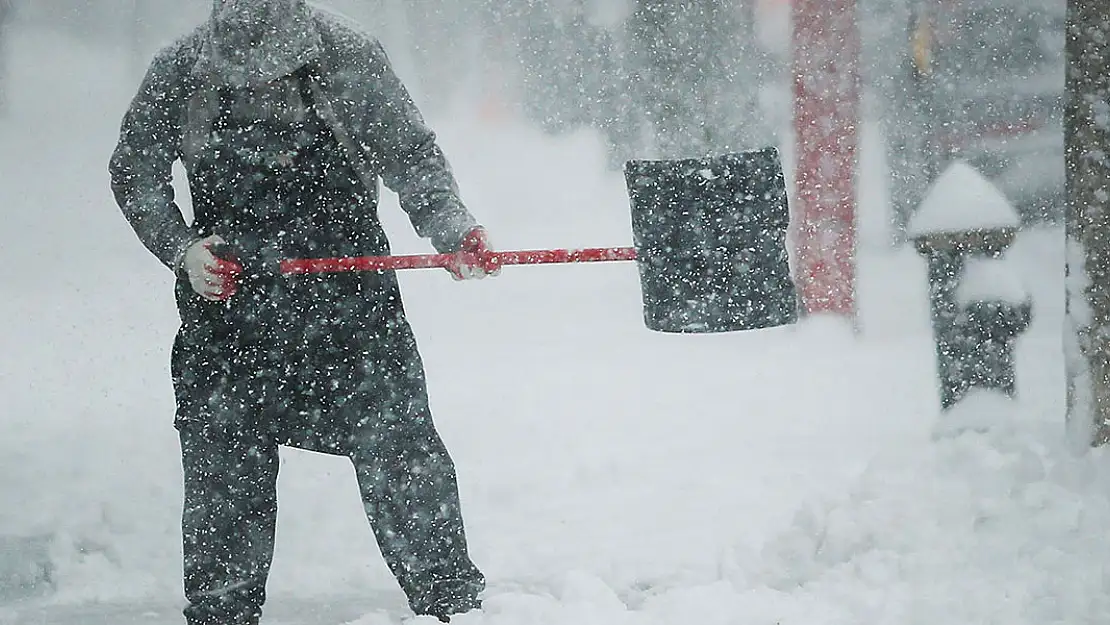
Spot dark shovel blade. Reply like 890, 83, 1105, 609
624, 147, 798, 334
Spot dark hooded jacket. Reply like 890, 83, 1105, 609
110, 9, 477, 450
109, 8, 478, 271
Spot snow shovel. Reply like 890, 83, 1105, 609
280, 147, 798, 334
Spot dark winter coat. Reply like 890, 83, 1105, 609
109, 9, 473, 451
109, 8, 478, 270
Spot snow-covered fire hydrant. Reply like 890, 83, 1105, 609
908, 162, 1033, 410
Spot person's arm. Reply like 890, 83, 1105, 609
325, 31, 479, 253
109, 45, 198, 270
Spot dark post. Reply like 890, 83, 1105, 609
1065, 0, 1110, 446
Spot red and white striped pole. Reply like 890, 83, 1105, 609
791, 0, 860, 317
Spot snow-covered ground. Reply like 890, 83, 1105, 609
2, 23, 1106, 625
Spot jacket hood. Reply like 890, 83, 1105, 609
195, 0, 322, 88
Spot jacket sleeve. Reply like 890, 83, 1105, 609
109, 46, 198, 270
326, 33, 479, 253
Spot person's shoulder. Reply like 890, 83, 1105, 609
307, 3, 389, 64
148, 24, 206, 75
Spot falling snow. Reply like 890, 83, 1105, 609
0, 2, 1095, 624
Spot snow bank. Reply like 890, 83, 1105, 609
754, 398, 1109, 624
339, 396, 1110, 625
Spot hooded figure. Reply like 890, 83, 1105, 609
109, 2, 495, 623
201, 0, 321, 88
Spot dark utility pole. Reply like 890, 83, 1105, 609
1065, 0, 1110, 446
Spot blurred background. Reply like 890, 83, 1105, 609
0, 0, 1064, 246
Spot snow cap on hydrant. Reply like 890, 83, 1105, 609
908, 160, 1020, 238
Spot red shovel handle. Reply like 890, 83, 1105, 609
278, 247, 638, 275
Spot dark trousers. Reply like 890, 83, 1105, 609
178, 412, 483, 625
172, 280, 484, 625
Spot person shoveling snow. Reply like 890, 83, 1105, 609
108, 1, 497, 622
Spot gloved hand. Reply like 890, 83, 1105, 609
179, 235, 243, 301
446, 227, 501, 281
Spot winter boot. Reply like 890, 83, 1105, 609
422, 594, 482, 623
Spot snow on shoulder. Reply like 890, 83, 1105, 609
908, 161, 1021, 237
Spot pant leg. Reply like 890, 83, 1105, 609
178, 422, 279, 625
349, 415, 485, 618
343, 323, 484, 619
